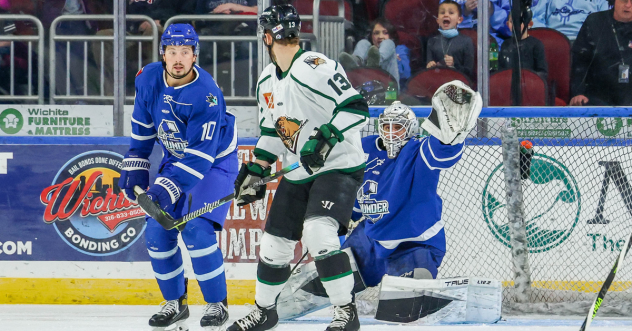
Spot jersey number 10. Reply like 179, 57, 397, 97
201, 121, 216, 141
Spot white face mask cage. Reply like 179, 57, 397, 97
378, 101, 418, 158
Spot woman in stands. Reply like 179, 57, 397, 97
339, 17, 411, 88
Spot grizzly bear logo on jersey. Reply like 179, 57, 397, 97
275, 116, 308, 154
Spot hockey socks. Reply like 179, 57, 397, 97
254, 260, 292, 308
315, 250, 354, 306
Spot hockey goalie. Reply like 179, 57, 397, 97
276, 80, 502, 324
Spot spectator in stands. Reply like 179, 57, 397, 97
569, 0, 632, 106
442, 0, 513, 46
91, 0, 195, 96
194, 0, 257, 62
427, 0, 475, 80
531, 0, 610, 41
499, 14, 548, 79
338, 17, 411, 88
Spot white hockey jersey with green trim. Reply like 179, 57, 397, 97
255, 49, 369, 183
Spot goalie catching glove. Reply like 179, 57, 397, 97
234, 162, 271, 206
421, 80, 482, 145
300, 123, 344, 175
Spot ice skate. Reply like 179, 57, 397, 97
227, 303, 278, 331
201, 298, 229, 330
149, 292, 190, 331
325, 302, 360, 331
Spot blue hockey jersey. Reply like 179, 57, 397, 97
352, 135, 464, 254
129, 62, 238, 192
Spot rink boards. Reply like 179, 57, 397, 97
0, 137, 631, 304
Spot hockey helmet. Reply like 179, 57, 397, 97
259, 4, 301, 41
356, 80, 386, 105
378, 101, 418, 158
161, 23, 199, 56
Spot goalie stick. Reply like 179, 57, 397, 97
133, 161, 301, 230
579, 231, 632, 331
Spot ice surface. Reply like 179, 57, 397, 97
0, 305, 631, 331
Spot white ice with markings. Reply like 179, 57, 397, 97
1, 305, 631, 331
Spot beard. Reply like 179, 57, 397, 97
167, 64, 193, 80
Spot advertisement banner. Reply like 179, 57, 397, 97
0, 141, 304, 264
0, 105, 113, 137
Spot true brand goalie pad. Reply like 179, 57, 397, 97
421, 80, 483, 145
375, 275, 501, 324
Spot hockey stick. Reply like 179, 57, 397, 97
134, 162, 301, 230
579, 231, 632, 331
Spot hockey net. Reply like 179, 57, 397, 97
357, 111, 632, 316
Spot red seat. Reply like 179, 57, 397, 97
383, 0, 438, 38
293, 0, 353, 33
397, 31, 423, 73
489, 69, 548, 106
346, 67, 398, 90
406, 68, 472, 103
364, 0, 380, 21
529, 28, 571, 104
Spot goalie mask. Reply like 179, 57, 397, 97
378, 101, 418, 159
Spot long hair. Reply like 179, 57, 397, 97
368, 17, 399, 45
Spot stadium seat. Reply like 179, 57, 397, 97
529, 28, 571, 104
489, 69, 548, 106
364, 0, 380, 21
346, 67, 398, 90
383, 0, 438, 38
397, 31, 423, 73
293, 0, 353, 33
405, 68, 472, 104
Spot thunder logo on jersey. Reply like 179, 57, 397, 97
157, 119, 187, 158
357, 180, 390, 223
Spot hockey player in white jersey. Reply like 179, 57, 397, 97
274, 81, 489, 324
229, 4, 369, 331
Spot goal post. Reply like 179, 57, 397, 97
359, 106, 632, 315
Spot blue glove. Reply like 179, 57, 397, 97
118, 154, 150, 203
146, 176, 183, 211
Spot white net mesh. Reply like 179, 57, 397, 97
358, 115, 632, 316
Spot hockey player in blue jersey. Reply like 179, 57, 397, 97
275, 80, 483, 323
118, 23, 238, 331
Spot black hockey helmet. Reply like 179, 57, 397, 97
259, 4, 301, 40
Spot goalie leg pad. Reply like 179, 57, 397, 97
276, 248, 365, 320
375, 276, 502, 324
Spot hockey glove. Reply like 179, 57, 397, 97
299, 123, 344, 175
146, 176, 183, 211
421, 80, 483, 145
118, 153, 150, 203
234, 162, 271, 206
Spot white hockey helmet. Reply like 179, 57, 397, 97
378, 101, 418, 159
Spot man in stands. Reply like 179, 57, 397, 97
569, 0, 632, 106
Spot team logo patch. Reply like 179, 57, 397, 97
40, 151, 146, 256
357, 180, 390, 223
206, 93, 218, 107
274, 116, 308, 154
158, 119, 188, 158
272, 24, 284, 34
304, 56, 326, 69
263, 92, 274, 109
365, 157, 385, 173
